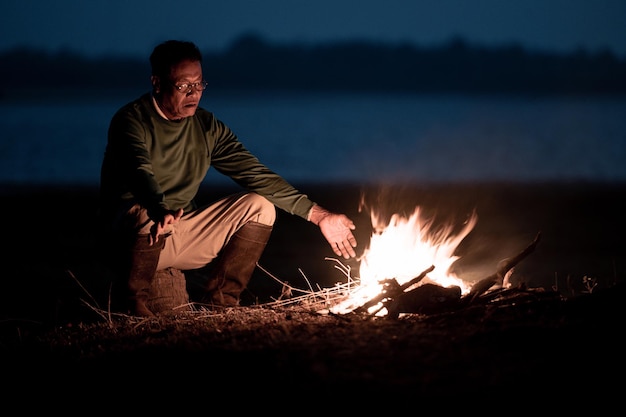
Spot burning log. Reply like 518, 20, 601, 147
353, 265, 435, 315
353, 231, 542, 318
386, 283, 462, 319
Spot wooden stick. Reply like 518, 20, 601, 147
354, 265, 435, 314
465, 231, 542, 302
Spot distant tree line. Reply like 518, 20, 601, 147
1, 32, 625, 97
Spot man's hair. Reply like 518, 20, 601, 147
150, 40, 203, 79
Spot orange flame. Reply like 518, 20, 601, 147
331, 206, 477, 315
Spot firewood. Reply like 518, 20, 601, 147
386, 283, 462, 318
353, 265, 435, 314
464, 232, 542, 303
351, 232, 541, 317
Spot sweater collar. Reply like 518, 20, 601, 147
151, 94, 171, 120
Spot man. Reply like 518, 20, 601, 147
99, 40, 358, 317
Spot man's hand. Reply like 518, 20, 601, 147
149, 208, 184, 245
309, 205, 357, 259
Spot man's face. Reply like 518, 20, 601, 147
155, 59, 204, 120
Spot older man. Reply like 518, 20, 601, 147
99, 40, 357, 316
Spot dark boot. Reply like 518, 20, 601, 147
204, 221, 273, 306
127, 234, 166, 317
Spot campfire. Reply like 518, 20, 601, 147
331, 205, 477, 315
261, 188, 546, 319
323, 199, 542, 318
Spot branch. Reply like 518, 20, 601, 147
353, 265, 435, 314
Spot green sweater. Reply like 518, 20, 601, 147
100, 93, 315, 223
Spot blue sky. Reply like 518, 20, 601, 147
2, 0, 625, 58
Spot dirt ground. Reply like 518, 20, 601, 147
3, 283, 624, 403
1, 182, 625, 403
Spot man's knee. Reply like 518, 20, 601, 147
240, 192, 276, 226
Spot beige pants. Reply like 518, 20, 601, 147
124, 191, 276, 270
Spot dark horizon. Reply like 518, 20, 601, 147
2, 33, 625, 98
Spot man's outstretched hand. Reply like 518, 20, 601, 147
309, 204, 357, 259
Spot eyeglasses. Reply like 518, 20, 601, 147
171, 80, 208, 93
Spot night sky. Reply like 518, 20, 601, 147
2, 0, 625, 58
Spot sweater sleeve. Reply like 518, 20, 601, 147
204, 113, 316, 220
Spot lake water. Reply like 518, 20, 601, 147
1, 91, 626, 187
